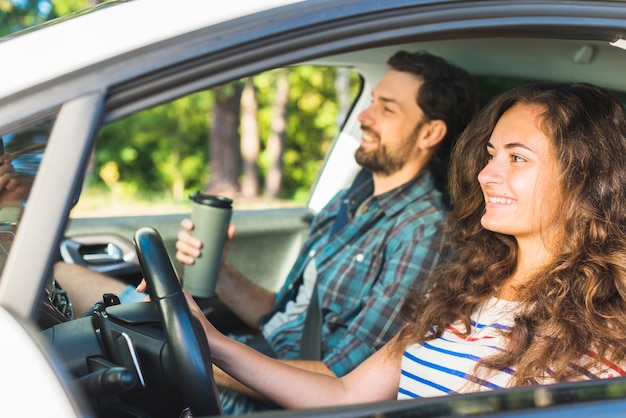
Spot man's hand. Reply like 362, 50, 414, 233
0, 156, 33, 205
175, 218, 235, 266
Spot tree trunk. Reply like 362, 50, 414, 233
240, 77, 260, 198
206, 82, 244, 198
171, 148, 185, 201
335, 67, 352, 126
265, 69, 289, 198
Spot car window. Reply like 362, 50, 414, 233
0, 117, 53, 272
70, 65, 361, 218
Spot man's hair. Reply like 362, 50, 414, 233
387, 50, 478, 153
387, 50, 478, 185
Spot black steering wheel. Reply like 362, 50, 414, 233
133, 227, 221, 416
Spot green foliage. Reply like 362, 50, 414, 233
256, 66, 353, 200
90, 66, 360, 205
91, 92, 212, 200
52, 0, 88, 16
0, 0, 54, 35
1, 1, 363, 209
0, 0, 90, 36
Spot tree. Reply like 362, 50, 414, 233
240, 77, 260, 198
0, 0, 56, 35
0, 0, 97, 37
1, 1, 363, 211
335, 68, 352, 127
206, 82, 244, 197
264, 68, 289, 198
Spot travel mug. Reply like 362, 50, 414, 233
183, 191, 233, 298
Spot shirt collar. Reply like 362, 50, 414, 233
347, 169, 437, 218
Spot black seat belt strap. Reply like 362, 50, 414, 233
299, 169, 371, 360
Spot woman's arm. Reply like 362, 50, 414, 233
212, 359, 336, 400
185, 292, 402, 409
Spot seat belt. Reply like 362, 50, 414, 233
299, 169, 372, 360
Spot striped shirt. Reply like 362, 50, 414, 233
261, 169, 446, 376
399, 297, 626, 399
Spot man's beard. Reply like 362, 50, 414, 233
355, 121, 424, 176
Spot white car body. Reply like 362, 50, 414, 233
2, 0, 626, 416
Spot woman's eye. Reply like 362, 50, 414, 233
512, 154, 525, 162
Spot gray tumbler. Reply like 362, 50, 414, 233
183, 191, 233, 298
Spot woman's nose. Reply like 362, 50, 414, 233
478, 160, 503, 185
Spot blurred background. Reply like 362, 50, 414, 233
0, 0, 361, 216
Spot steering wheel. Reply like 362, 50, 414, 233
133, 227, 221, 416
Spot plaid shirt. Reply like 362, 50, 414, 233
260, 169, 446, 376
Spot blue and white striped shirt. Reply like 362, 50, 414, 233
399, 297, 520, 398
399, 296, 626, 398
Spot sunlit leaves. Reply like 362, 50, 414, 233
1, 2, 363, 207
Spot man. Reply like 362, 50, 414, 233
0, 148, 34, 206
173, 50, 478, 414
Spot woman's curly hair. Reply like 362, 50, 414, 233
397, 82, 626, 385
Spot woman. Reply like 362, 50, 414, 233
186, 82, 626, 407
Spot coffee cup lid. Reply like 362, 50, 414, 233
190, 191, 233, 208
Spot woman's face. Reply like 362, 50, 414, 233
477, 103, 562, 246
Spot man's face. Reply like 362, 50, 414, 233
355, 69, 426, 176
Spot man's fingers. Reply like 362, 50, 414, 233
0, 172, 12, 190
177, 230, 202, 249
136, 279, 147, 293
181, 217, 194, 231
175, 249, 197, 266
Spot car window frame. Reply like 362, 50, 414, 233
0, 92, 104, 320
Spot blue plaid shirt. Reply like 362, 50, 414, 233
260, 169, 446, 376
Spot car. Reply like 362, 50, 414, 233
3, 0, 626, 416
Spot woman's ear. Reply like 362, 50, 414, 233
418, 119, 447, 150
